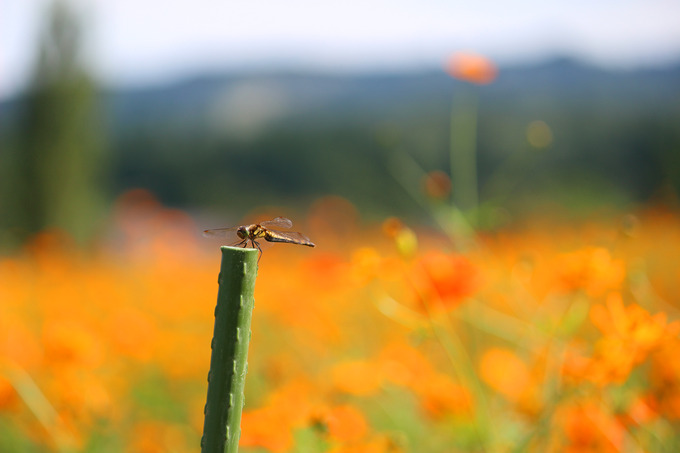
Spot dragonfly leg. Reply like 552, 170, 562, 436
253, 240, 263, 263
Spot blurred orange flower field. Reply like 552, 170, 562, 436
2, 191, 680, 452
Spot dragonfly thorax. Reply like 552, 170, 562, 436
238, 224, 266, 241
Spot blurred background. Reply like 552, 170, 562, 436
2, 0, 679, 247
2, 1, 680, 452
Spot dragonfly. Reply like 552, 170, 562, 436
203, 217, 315, 260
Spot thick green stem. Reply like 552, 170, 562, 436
201, 246, 258, 453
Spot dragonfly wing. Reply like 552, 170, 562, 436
202, 226, 238, 238
259, 217, 293, 229
265, 230, 315, 247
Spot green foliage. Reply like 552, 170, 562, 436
103, 61, 680, 222
2, 33, 680, 235
2, 1, 108, 248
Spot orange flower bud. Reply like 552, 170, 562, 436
445, 52, 498, 85
422, 170, 451, 200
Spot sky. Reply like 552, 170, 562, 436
3, 0, 680, 99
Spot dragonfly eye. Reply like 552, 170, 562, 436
237, 227, 247, 239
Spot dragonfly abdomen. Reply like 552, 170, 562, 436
264, 230, 315, 247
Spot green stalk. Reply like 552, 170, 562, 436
2, 361, 76, 452
450, 87, 479, 219
201, 246, 259, 453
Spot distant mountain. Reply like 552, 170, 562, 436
3, 58, 680, 220
3, 57, 679, 133
93, 57, 679, 129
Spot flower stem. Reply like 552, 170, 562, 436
450, 87, 479, 220
201, 246, 258, 453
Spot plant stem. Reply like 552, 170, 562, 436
1, 360, 76, 452
450, 87, 479, 219
201, 246, 259, 453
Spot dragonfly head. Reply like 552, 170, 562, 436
236, 226, 248, 240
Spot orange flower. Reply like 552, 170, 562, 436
319, 404, 369, 443
5, 187, 680, 450
586, 293, 680, 384
0, 315, 41, 370
563, 293, 680, 386
413, 372, 473, 419
241, 379, 319, 452
350, 247, 383, 284
299, 253, 351, 292
410, 251, 477, 312
328, 435, 404, 453
479, 348, 530, 401
591, 293, 680, 344
330, 360, 384, 396
240, 407, 295, 453
382, 217, 403, 239
0, 374, 19, 411
42, 320, 104, 369
650, 338, 680, 419
106, 307, 157, 362
561, 342, 592, 383
128, 421, 190, 453
378, 341, 435, 388
422, 171, 451, 200
445, 52, 498, 84
560, 401, 625, 453
45, 368, 114, 426
619, 394, 659, 427
555, 247, 625, 297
